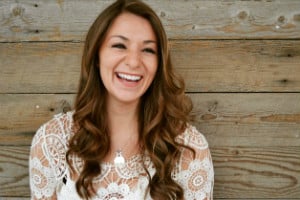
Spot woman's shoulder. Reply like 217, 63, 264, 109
174, 125, 214, 199
30, 111, 75, 179
32, 111, 74, 144
176, 124, 209, 150
43, 110, 74, 133
31, 110, 75, 159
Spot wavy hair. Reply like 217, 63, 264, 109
66, 0, 194, 199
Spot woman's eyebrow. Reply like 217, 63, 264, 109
144, 40, 156, 44
110, 35, 156, 44
110, 35, 129, 41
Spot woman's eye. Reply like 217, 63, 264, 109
143, 48, 156, 54
112, 43, 126, 49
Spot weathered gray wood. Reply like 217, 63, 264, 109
1, 1, 300, 199
1, 40, 300, 93
213, 146, 300, 198
0, 42, 81, 93
0, 146, 299, 198
0, 93, 299, 147
172, 40, 300, 92
0, 94, 74, 146
0, 0, 299, 42
0, 146, 30, 197
192, 93, 300, 147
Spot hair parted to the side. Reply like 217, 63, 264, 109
66, 0, 194, 199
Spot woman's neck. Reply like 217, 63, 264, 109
106, 98, 140, 152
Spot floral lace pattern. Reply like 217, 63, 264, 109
30, 157, 56, 199
29, 112, 214, 199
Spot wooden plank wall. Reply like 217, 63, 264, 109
0, 0, 300, 199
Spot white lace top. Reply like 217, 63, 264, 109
29, 111, 214, 200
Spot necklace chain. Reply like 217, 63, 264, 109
113, 134, 137, 166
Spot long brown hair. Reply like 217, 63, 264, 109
67, 0, 193, 199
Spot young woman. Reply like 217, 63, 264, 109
29, 0, 214, 199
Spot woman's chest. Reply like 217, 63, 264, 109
57, 156, 156, 200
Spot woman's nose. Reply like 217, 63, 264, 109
125, 49, 141, 68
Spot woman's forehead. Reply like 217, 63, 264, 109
104, 12, 157, 43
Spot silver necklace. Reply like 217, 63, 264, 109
114, 149, 126, 166
113, 134, 136, 166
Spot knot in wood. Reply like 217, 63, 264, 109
201, 114, 217, 121
238, 11, 248, 20
277, 16, 285, 23
60, 100, 71, 113
281, 79, 288, 83
12, 5, 24, 17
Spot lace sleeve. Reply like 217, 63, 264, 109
29, 114, 70, 200
175, 125, 214, 200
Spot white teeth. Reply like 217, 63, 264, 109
117, 73, 142, 81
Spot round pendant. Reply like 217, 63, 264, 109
114, 151, 125, 166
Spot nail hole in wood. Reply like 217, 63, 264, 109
278, 15, 285, 23
238, 11, 248, 20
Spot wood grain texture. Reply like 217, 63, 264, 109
0, 146, 299, 198
213, 146, 300, 198
0, 146, 30, 197
0, 42, 81, 94
0, 0, 299, 199
1, 40, 300, 93
0, 0, 300, 42
172, 40, 300, 92
0, 94, 74, 146
0, 93, 299, 147
192, 93, 300, 147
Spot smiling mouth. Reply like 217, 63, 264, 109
116, 72, 142, 82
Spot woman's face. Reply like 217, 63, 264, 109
99, 12, 158, 105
